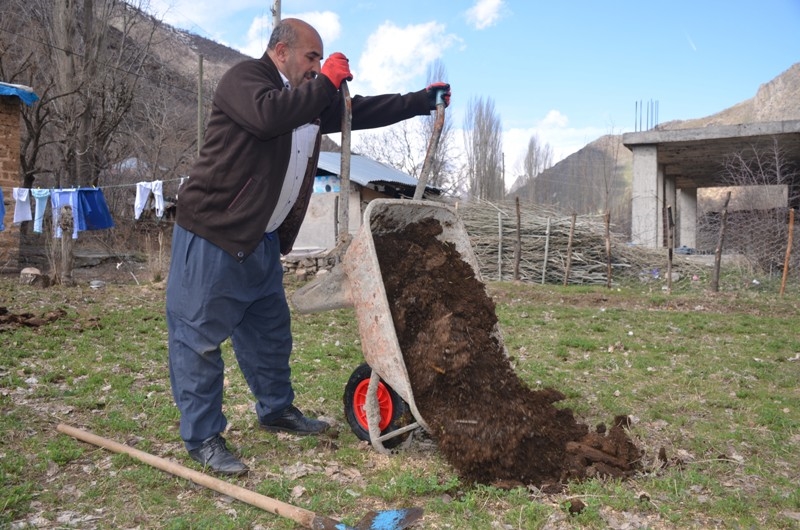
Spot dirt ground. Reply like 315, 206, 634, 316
373, 217, 643, 490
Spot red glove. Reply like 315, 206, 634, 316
426, 82, 451, 109
320, 53, 353, 89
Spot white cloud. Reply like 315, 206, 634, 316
290, 11, 342, 49
355, 21, 459, 94
146, 0, 259, 39
465, 0, 508, 30
240, 15, 272, 57
239, 11, 342, 58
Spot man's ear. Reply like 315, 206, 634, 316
274, 41, 290, 62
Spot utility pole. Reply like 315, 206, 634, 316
197, 55, 203, 156
272, 0, 281, 27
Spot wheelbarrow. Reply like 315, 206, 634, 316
292, 198, 487, 453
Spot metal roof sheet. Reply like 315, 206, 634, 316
316, 152, 422, 188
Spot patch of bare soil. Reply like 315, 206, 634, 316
373, 218, 642, 489
0, 306, 69, 331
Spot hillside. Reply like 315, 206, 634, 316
115, 10, 250, 86
3, 1, 797, 220
661, 62, 800, 129
511, 62, 800, 230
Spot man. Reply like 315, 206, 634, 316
166, 18, 451, 475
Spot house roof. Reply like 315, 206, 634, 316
0, 82, 39, 106
316, 152, 425, 189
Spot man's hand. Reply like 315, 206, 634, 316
426, 82, 451, 109
320, 53, 353, 89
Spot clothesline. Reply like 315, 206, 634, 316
98, 176, 187, 190
1, 179, 183, 236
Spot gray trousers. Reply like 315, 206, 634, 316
166, 224, 293, 450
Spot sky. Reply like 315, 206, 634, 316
144, 0, 800, 187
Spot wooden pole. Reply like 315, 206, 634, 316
59, 205, 74, 286
541, 217, 551, 285
336, 81, 352, 254
780, 208, 795, 296
604, 212, 611, 289
497, 212, 503, 281
564, 213, 576, 286
56, 424, 347, 529
666, 205, 674, 294
197, 55, 203, 156
271, 0, 281, 27
414, 94, 445, 200
711, 192, 731, 293
513, 196, 521, 281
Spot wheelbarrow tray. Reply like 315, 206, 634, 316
342, 198, 485, 434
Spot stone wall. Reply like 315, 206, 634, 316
281, 253, 338, 281
0, 96, 21, 272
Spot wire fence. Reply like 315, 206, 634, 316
696, 201, 799, 291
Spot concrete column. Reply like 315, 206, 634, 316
630, 145, 660, 247
677, 188, 698, 249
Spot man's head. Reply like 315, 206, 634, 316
267, 18, 323, 88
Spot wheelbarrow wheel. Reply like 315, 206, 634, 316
343, 363, 410, 449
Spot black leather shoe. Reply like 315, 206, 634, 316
260, 405, 329, 436
188, 435, 249, 476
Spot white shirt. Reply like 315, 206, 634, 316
265, 74, 319, 233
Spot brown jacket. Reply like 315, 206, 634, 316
176, 53, 431, 260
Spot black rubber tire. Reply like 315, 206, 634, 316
343, 363, 410, 449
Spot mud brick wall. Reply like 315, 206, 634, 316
0, 96, 22, 271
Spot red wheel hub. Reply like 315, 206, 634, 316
353, 379, 394, 431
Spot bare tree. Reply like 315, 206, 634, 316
520, 134, 553, 201
356, 120, 425, 178
463, 95, 503, 200
2, 0, 160, 188
0, 1, 58, 186
698, 138, 799, 272
421, 59, 461, 192
354, 60, 464, 195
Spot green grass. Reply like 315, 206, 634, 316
2, 274, 800, 529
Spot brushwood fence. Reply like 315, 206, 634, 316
457, 199, 703, 289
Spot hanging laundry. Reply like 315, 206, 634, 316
0, 188, 5, 231
30, 189, 51, 233
151, 180, 164, 217
77, 188, 114, 230
134, 181, 152, 219
12, 188, 33, 223
50, 189, 81, 239
134, 180, 165, 219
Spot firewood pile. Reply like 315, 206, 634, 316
455, 199, 697, 286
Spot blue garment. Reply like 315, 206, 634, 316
78, 188, 114, 230
166, 225, 292, 450
30, 189, 51, 233
49, 188, 114, 237
50, 189, 81, 238
0, 188, 5, 231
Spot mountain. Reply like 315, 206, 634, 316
3, 2, 797, 213
510, 62, 800, 230
661, 62, 800, 129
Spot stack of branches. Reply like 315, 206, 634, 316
456, 199, 700, 286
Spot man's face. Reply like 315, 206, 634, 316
278, 27, 323, 88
